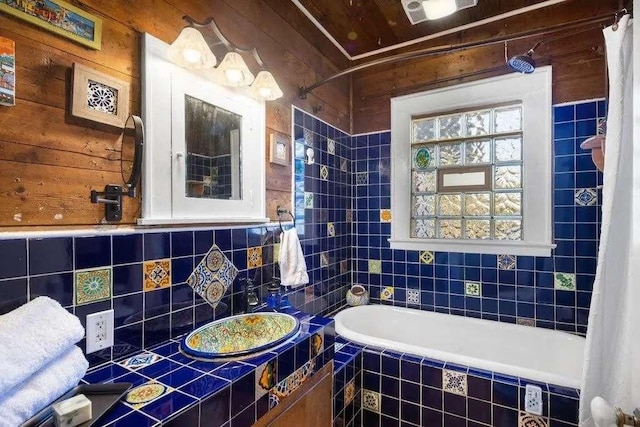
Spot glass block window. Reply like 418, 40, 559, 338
410, 104, 523, 240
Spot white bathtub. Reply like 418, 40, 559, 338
334, 304, 585, 388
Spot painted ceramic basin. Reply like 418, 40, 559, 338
181, 312, 300, 359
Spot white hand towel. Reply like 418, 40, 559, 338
0, 346, 89, 427
278, 228, 309, 288
0, 296, 84, 395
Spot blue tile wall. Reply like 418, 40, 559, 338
352, 99, 605, 334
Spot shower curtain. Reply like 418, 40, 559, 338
579, 14, 638, 426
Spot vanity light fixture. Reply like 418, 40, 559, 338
167, 16, 283, 100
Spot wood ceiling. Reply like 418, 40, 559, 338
289, 0, 622, 59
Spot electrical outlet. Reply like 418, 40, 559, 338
86, 310, 114, 354
525, 384, 543, 415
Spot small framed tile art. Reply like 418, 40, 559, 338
270, 133, 290, 166
71, 63, 130, 127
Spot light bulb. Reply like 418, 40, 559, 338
182, 48, 202, 64
259, 87, 272, 98
225, 69, 243, 83
423, 0, 457, 20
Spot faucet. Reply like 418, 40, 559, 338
242, 278, 259, 313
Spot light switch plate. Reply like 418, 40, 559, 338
86, 310, 114, 354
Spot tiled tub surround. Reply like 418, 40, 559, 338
359, 345, 580, 427
352, 99, 605, 334
0, 223, 352, 368
333, 339, 365, 427
81, 311, 336, 426
292, 107, 353, 312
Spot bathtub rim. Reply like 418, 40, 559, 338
334, 304, 584, 389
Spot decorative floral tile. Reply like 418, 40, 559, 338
320, 165, 329, 180
270, 358, 316, 404
273, 243, 280, 262
420, 251, 434, 265
519, 412, 549, 427
340, 260, 349, 274
305, 147, 315, 165
186, 244, 238, 308
143, 260, 171, 291
498, 254, 516, 270
597, 118, 606, 135
406, 289, 420, 304
517, 318, 536, 327
255, 358, 278, 400
303, 128, 314, 146
304, 286, 315, 304
124, 381, 171, 409
443, 369, 467, 396
575, 188, 597, 206
119, 352, 161, 370
327, 139, 336, 155
368, 260, 381, 274
465, 281, 481, 297
380, 209, 392, 223
345, 209, 353, 222
320, 252, 329, 267
340, 158, 348, 172
75, 267, 112, 305
344, 380, 355, 406
310, 331, 324, 358
554, 272, 576, 291
356, 172, 368, 186
327, 222, 336, 237
304, 192, 314, 209
247, 247, 263, 269
362, 389, 380, 412
380, 286, 394, 301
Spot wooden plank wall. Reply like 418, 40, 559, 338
351, 0, 619, 133
0, 0, 349, 228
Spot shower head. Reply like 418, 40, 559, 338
507, 41, 542, 74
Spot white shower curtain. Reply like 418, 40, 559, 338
579, 14, 639, 426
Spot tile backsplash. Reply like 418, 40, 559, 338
0, 99, 603, 370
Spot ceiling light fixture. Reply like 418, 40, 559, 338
422, 0, 458, 20
167, 16, 283, 100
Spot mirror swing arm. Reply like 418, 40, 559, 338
90, 115, 145, 222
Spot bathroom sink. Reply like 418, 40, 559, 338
181, 312, 300, 359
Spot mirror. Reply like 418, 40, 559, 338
184, 95, 242, 200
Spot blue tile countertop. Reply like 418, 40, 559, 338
81, 309, 336, 427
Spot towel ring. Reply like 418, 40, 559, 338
276, 206, 295, 232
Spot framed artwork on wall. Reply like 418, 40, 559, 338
0, 0, 103, 50
0, 37, 15, 106
270, 133, 290, 166
71, 63, 130, 127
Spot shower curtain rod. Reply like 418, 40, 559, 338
298, 12, 620, 99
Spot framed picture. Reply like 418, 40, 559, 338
71, 63, 130, 127
270, 133, 290, 166
0, 0, 103, 50
0, 37, 15, 106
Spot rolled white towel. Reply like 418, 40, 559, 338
0, 346, 89, 427
0, 296, 84, 395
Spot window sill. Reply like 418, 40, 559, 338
388, 238, 555, 257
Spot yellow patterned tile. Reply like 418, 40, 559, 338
380, 286, 394, 300
368, 260, 381, 274
75, 267, 112, 305
380, 209, 392, 223
247, 247, 263, 269
420, 251, 434, 265
143, 260, 171, 291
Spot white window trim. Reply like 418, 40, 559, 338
390, 66, 555, 256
